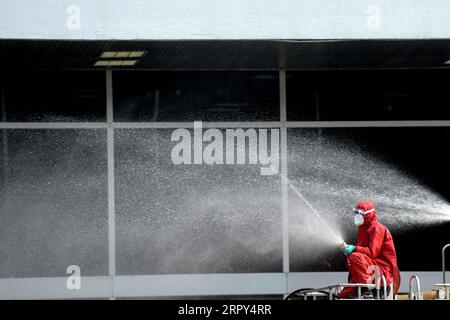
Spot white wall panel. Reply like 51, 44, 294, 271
1, 1, 449, 40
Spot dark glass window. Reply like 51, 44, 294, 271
0, 129, 108, 277
115, 129, 282, 274
0, 70, 106, 122
113, 71, 279, 121
288, 127, 450, 271
287, 69, 450, 121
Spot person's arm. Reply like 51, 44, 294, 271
355, 226, 385, 259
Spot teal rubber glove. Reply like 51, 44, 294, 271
343, 244, 356, 256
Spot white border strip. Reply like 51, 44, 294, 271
2, 120, 450, 129
2, 0, 450, 40
286, 120, 450, 128
114, 273, 286, 298
106, 70, 116, 299
279, 70, 289, 278
113, 122, 282, 129
0, 272, 444, 299
0, 276, 112, 300
0, 122, 108, 129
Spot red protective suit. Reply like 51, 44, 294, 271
340, 201, 400, 298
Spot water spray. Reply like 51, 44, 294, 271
280, 174, 344, 246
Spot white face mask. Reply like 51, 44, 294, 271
352, 208, 375, 226
354, 214, 364, 226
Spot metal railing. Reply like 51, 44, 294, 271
409, 275, 422, 300
286, 283, 382, 300
442, 244, 450, 284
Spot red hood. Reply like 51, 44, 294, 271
356, 200, 377, 227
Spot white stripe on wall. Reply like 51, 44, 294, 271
0, 272, 445, 299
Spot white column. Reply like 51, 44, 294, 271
106, 70, 116, 298
279, 70, 289, 295
1, 90, 8, 192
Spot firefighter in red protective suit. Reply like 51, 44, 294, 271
339, 201, 400, 299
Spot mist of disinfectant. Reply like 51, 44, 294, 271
280, 174, 344, 246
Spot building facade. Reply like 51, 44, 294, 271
1, 1, 450, 299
